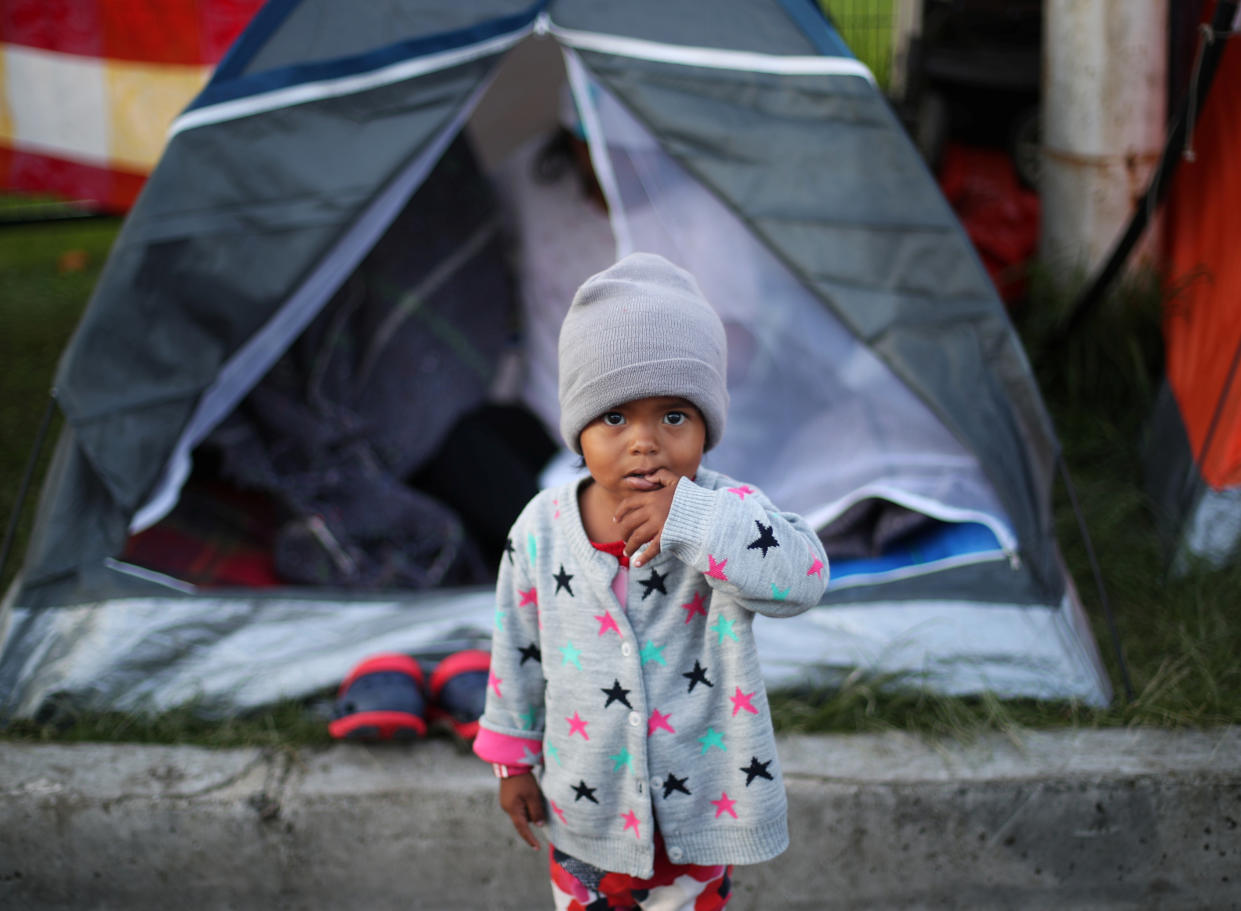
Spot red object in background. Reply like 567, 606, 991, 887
937, 142, 1041, 304
120, 478, 282, 588
0, 0, 260, 64
1, 0, 263, 211
1162, 0, 1241, 490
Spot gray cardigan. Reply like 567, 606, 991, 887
477, 467, 829, 877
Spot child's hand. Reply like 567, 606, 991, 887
499, 773, 546, 850
614, 469, 681, 567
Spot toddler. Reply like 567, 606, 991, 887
474, 252, 829, 909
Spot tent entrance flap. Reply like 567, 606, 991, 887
131, 75, 497, 536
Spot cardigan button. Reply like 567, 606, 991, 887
621, 642, 633, 657
668, 846, 684, 861
628, 712, 641, 727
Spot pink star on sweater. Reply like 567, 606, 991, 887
706, 554, 729, 581
566, 711, 590, 740
518, 588, 538, 608
648, 708, 675, 735
807, 555, 825, 578
681, 590, 708, 623
596, 611, 620, 637
621, 809, 641, 838
711, 792, 738, 819
730, 686, 758, 717
488, 671, 503, 698
550, 799, 567, 824
727, 485, 755, 500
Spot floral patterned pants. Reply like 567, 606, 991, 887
548, 836, 733, 911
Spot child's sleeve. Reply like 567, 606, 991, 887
659, 477, 829, 617
472, 522, 546, 770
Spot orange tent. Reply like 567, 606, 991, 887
1151, 0, 1241, 568
1163, 4, 1241, 490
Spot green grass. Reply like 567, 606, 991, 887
3, 699, 335, 749
1, 200, 1239, 748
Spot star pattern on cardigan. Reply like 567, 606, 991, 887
596, 611, 620, 637
519, 705, 539, 730
478, 469, 830, 870
681, 590, 708, 623
566, 711, 590, 740
682, 660, 713, 693
741, 756, 774, 786
573, 779, 599, 803
747, 521, 780, 557
638, 567, 668, 599
621, 809, 641, 839
560, 641, 583, 670
662, 773, 691, 798
699, 727, 727, 753
711, 792, 738, 819
648, 708, 675, 735
709, 616, 738, 644
730, 687, 758, 717
602, 679, 633, 709
553, 564, 574, 596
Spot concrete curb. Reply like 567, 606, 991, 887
2, 728, 1239, 910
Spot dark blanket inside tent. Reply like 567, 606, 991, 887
128, 136, 540, 590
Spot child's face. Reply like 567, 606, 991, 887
578, 396, 706, 500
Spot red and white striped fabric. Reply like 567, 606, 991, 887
0, 0, 261, 210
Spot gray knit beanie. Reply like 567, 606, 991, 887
558, 252, 728, 453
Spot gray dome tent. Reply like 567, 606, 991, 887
0, 0, 1112, 717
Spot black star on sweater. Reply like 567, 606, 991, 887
638, 567, 668, 600
741, 756, 774, 786
682, 660, 713, 693
601, 679, 633, 709
572, 780, 599, 803
553, 564, 574, 596
504, 537, 515, 565
518, 643, 542, 665
747, 521, 780, 558
662, 773, 691, 798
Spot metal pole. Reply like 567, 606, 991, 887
1040, 0, 1168, 278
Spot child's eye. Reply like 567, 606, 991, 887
664, 411, 687, 426
602, 412, 625, 426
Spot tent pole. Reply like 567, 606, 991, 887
1058, 455, 1136, 703
1050, 1, 1238, 347
0, 395, 56, 587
